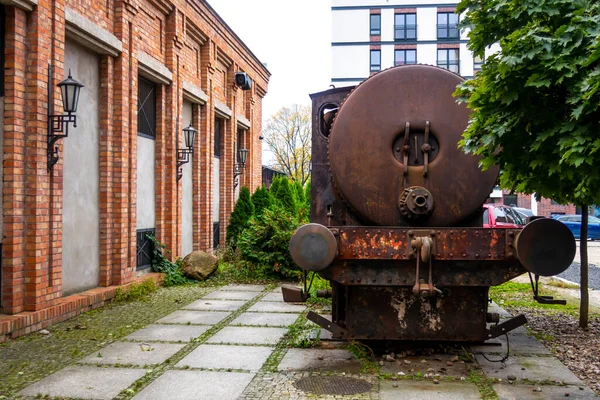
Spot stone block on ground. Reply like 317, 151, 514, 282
125, 324, 210, 342
132, 370, 254, 400
494, 383, 599, 399
222, 284, 266, 292
80, 341, 185, 366
176, 344, 273, 371
379, 380, 481, 400
181, 251, 218, 281
203, 290, 258, 301
156, 310, 230, 325
206, 326, 287, 345
230, 312, 300, 327
247, 301, 306, 313
261, 292, 285, 302
278, 348, 362, 373
19, 366, 146, 400
475, 354, 582, 385
184, 299, 245, 311
380, 353, 469, 378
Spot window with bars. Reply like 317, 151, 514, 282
138, 76, 156, 139
214, 118, 221, 157
437, 12, 459, 39
394, 49, 417, 66
370, 50, 381, 72
437, 49, 460, 74
370, 14, 381, 36
213, 222, 220, 250
136, 229, 155, 270
394, 13, 416, 41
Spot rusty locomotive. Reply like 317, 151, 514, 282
288, 65, 576, 342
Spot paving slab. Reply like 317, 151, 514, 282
475, 354, 583, 385
176, 344, 273, 371
247, 301, 306, 313
230, 312, 300, 327
125, 324, 210, 342
203, 290, 258, 301
278, 348, 362, 373
156, 310, 230, 325
206, 326, 287, 345
261, 291, 285, 302
494, 383, 599, 399
222, 284, 266, 292
469, 333, 551, 355
80, 341, 185, 366
133, 370, 254, 400
184, 299, 245, 311
379, 380, 481, 400
380, 354, 469, 377
19, 366, 146, 400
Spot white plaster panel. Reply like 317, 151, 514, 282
63, 41, 100, 296
417, 8, 437, 41
332, 9, 369, 42
416, 43, 437, 66
182, 101, 193, 256
332, 0, 457, 7
381, 45, 394, 70
380, 9, 394, 42
460, 43, 474, 76
486, 43, 501, 57
332, 46, 369, 79
136, 137, 156, 230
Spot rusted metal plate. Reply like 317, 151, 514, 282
336, 227, 518, 261
328, 65, 498, 227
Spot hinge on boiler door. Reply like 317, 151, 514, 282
411, 235, 442, 297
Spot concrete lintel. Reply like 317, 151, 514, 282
65, 8, 122, 57
236, 114, 251, 130
214, 101, 232, 120
182, 81, 208, 105
0, 0, 37, 12
138, 51, 172, 85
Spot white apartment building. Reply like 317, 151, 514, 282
331, 0, 484, 86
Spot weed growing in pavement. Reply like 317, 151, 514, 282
545, 279, 580, 289
286, 314, 320, 348
347, 341, 379, 374
468, 367, 499, 400
147, 235, 194, 286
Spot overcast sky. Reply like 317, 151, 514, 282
206, 0, 332, 123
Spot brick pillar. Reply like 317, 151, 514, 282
192, 103, 203, 251
1, 6, 28, 314
219, 66, 236, 246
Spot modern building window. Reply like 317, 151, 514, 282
394, 13, 416, 41
136, 228, 155, 270
473, 55, 484, 71
370, 14, 381, 36
437, 12, 459, 39
437, 49, 459, 74
394, 49, 417, 66
370, 50, 381, 71
137, 76, 156, 139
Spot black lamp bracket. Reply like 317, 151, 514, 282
176, 147, 193, 181
233, 162, 246, 188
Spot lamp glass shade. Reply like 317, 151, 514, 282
183, 124, 198, 149
237, 148, 249, 165
57, 71, 84, 113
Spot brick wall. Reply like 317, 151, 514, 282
0, 0, 270, 338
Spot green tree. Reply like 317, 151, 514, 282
304, 179, 311, 210
293, 180, 305, 206
273, 178, 297, 216
226, 187, 255, 247
251, 186, 272, 216
455, 0, 600, 328
269, 176, 282, 200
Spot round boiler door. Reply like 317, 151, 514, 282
289, 223, 337, 271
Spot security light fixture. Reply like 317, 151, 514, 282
235, 72, 252, 90
177, 123, 198, 181
47, 65, 85, 172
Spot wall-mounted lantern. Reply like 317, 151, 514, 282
177, 123, 198, 181
47, 65, 85, 172
233, 147, 249, 188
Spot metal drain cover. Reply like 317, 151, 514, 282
293, 376, 372, 395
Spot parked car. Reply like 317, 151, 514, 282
513, 207, 535, 221
483, 204, 525, 228
554, 214, 600, 240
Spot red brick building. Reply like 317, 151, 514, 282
0, 0, 269, 340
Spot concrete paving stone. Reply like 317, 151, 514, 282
19, 366, 146, 400
230, 312, 300, 327
380, 353, 470, 377
494, 383, 599, 399
176, 344, 273, 371
206, 326, 288, 345
156, 310, 230, 325
247, 301, 306, 313
80, 341, 185, 366
475, 354, 583, 385
379, 380, 481, 400
469, 333, 551, 355
183, 299, 245, 311
222, 284, 266, 292
203, 290, 258, 301
278, 348, 362, 373
261, 291, 285, 302
133, 370, 254, 400
125, 324, 210, 342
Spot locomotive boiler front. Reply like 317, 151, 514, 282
290, 65, 575, 342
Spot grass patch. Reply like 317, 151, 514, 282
468, 367, 498, 400
489, 281, 581, 315
114, 278, 157, 302
545, 279, 579, 289
198, 261, 283, 287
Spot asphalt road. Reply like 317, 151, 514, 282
557, 240, 600, 290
